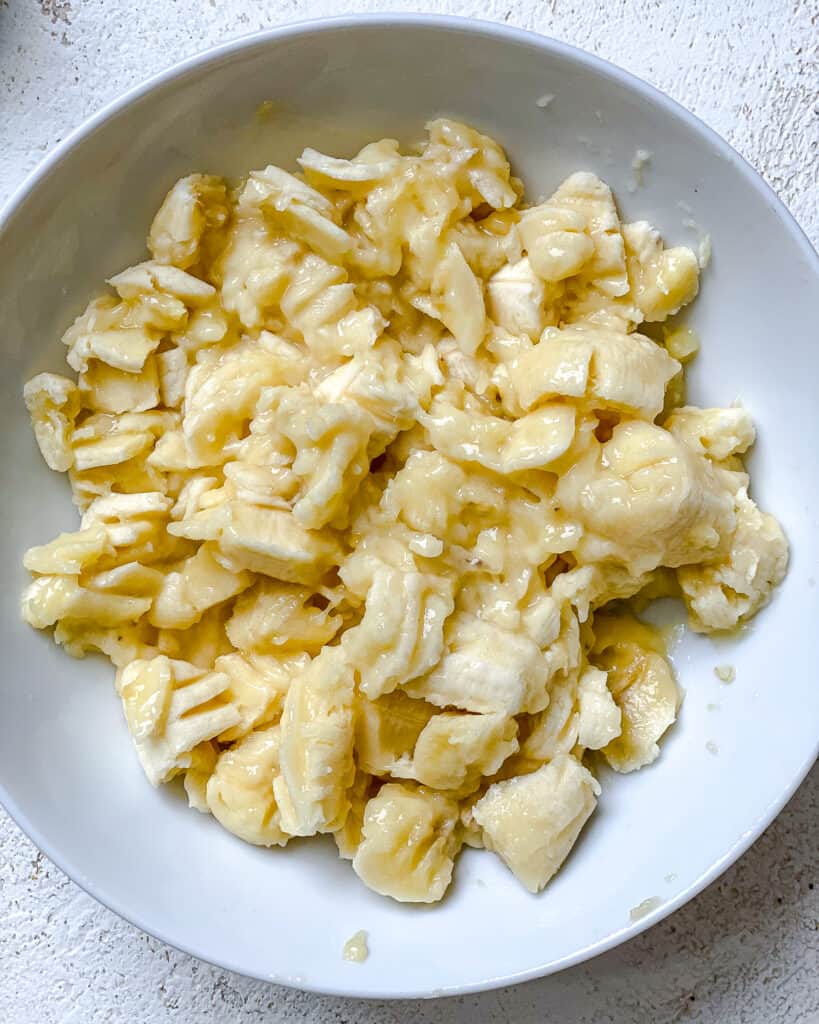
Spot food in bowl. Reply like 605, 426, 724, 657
19, 119, 787, 903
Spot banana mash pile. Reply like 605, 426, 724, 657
21, 121, 787, 902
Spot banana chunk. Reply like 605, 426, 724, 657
473, 755, 599, 893
352, 783, 461, 903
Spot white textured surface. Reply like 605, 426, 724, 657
0, 1, 817, 1020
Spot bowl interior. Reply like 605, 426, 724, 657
1, 17, 817, 998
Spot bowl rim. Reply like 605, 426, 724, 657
1, 12, 817, 1000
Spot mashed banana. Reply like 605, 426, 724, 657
21, 120, 787, 902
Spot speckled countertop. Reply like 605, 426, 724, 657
0, 2, 817, 1021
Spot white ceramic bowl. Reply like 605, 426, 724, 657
1, 15, 817, 999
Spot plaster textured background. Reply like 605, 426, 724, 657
1, 1, 817, 1021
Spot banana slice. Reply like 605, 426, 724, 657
343, 566, 453, 699
207, 727, 289, 846
473, 754, 599, 893
352, 783, 461, 903
116, 656, 240, 785
592, 614, 680, 773
273, 647, 356, 836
